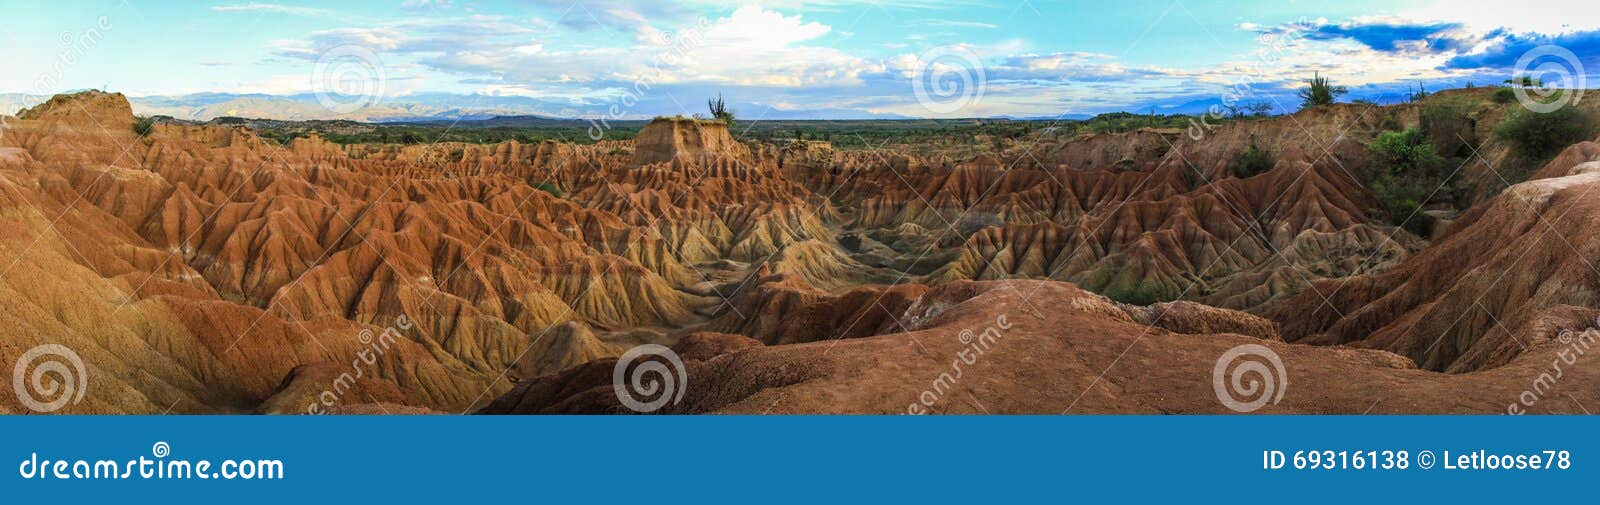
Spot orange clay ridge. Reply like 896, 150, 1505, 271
3, 90, 1598, 414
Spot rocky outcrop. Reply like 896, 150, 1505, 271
16, 90, 137, 131
632, 117, 748, 165
704, 264, 928, 345
1122, 300, 1280, 340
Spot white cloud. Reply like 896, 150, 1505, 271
273, 16, 534, 60
1400, 0, 1600, 34
917, 19, 999, 29
223, 0, 1595, 118
701, 6, 831, 49
211, 3, 334, 17
400, 0, 453, 11
295, 6, 882, 89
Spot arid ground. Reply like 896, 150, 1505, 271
3, 89, 1599, 414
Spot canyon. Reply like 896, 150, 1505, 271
2, 90, 1598, 414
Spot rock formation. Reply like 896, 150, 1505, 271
4, 90, 1599, 415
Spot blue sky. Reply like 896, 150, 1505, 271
4, 0, 1598, 118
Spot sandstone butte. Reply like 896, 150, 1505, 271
1, 90, 1597, 414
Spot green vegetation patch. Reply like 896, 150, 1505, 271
1494, 104, 1591, 162
531, 181, 563, 198
133, 116, 154, 137
1228, 139, 1275, 179
1369, 128, 1448, 236
1298, 72, 1349, 109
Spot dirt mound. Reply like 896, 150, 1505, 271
485, 280, 1598, 414
479, 330, 762, 414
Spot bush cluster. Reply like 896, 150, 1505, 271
1493, 104, 1590, 161
1228, 140, 1275, 179
531, 181, 563, 198
132, 116, 154, 137
1492, 87, 1516, 104
1368, 128, 1447, 236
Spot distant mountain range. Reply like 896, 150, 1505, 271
0, 91, 914, 123
1, 91, 577, 122
0, 78, 1489, 125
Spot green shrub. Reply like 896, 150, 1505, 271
1104, 278, 1178, 306
1492, 87, 1515, 104
1228, 140, 1275, 178
1368, 129, 1447, 236
1493, 105, 1590, 161
1092, 262, 1179, 305
1298, 72, 1349, 109
132, 116, 154, 137
1370, 174, 1436, 236
531, 181, 563, 198
1370, 128, 1445, 176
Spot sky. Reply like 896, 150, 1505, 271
3, 0, 1599, 119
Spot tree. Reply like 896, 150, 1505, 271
1504, 75, 1542, 87
1407, 83, 1429, 103
1244, 101, 1274, 117
1297, 72, 1348, 109
1222, 103, 1242, 119
706, 93, 735, 127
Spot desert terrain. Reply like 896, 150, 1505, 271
3, 89, 1598, 414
